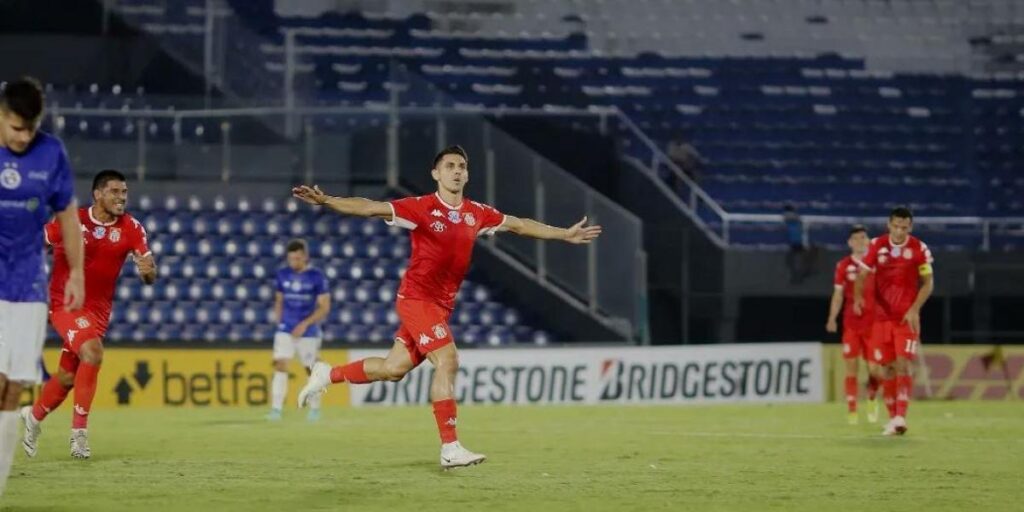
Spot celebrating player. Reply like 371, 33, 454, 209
854, 207, 933, 436
0, 77, 84, 494
292, 145, 602, 469
826, 225, 882, 425
21, 169, 155, 459
268, 239, 330, 422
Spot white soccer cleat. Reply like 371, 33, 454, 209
70, 429, 91, 459
20, 406, 41, 458
297, 362, 332, 409
891, 415, 908, 435
440, 441, 486, 469
882, 418, 900, 436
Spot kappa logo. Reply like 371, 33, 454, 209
447, 210, 462, 224
75, 317, 90, 328
67, 329, 78, 342
418, 333, 433, 346
74, 404, 88, 416
431, 221, 446, 233
445, 417, 457, 426
432, 323, 447, 339
879, 255, 889, 265
431, 209, 443, 217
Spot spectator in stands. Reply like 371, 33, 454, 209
666, 135, 704, 183
783, 204, 816, 284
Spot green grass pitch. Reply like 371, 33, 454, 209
4, 402, 1022, 511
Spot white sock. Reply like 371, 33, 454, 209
0, 411, 20, 497
271, 371, 288, 411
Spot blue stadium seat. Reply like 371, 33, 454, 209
124, 304, 149, 325
218, 299, 243, 323
172, 302, 197, 324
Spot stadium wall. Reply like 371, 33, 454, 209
24, 344, 824, 410
724, 249, 1024, 344
26, 344, 1018, 410
824, 345, 1024, 402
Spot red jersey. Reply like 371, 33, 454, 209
833, 254, 876, 332
387, 193, 505, 310
46, 206, 151, 331
858, 234, 933, 322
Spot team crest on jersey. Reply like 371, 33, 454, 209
109, 228, 121, 243
92, 226, 106, 239
432, 323, 447, 339
464, 213, 476, 226
0, 163, 21, 190
447, 210, 462, 224
75, 317, 90, 329
290, 280, 303, 292
431, 209, 443, 217
431, 221, 446, 232
903, 248, 913, 260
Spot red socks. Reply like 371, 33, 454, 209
72, 362, 100, 429
844, 376, 857, 413
432, 398, 458, 444
32, 378, 71, 422
330, 360, 370, 384
895, 374, 912, 418
882, 378, 898, 418
866, 375, 880, 401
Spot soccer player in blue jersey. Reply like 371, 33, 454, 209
268, 239, 330, 421
0, 77, 84, 494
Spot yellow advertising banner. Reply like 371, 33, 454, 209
21, 348, 352, 409
824, 344, 1024, 402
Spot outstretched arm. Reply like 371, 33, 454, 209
499, 215, 602, 244
292, 185, 393, 219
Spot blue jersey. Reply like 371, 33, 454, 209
0, 132, 75, 303
276, 266, 328, 337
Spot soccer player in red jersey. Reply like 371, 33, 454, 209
826, 225, 882, 425
292, 145, 602, 468
20, 170, 156, 458
854, 207, 933, 436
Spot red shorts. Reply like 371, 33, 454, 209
869, 319, 920, 365
393, 298, 454, 368
50, 309, 106, 374
841, 326, 872, 360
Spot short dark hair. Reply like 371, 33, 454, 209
432, 145, 469, 168
849, 224, 868, 236
92, 169, 127, 191
1, 77, 45, 122
286, 239, 308, 253
889, 206, 913, 221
